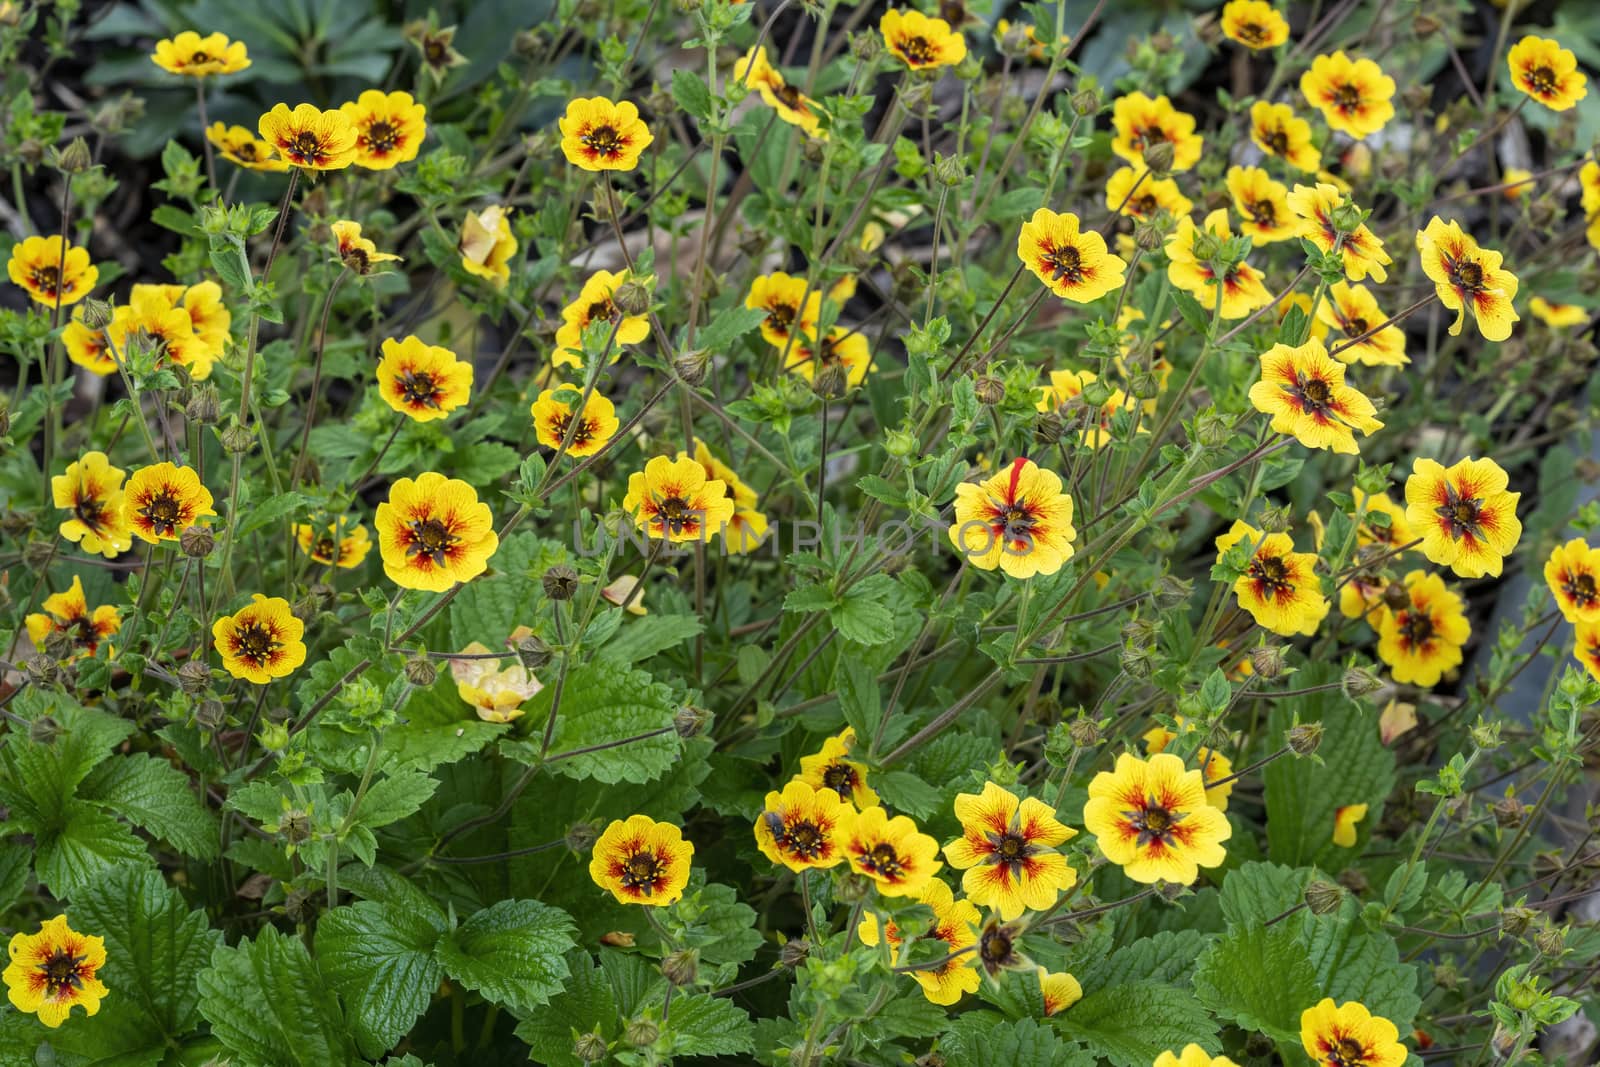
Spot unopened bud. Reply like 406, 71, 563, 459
1134, 220, 1165, 252
779, 938, 811, 968
178, 660, 212, 694
513, 29, 542, 57
674, 705, 711, 738
281, 809, 313, 845
624, 1017, 659, 1047
23, 653, 59, 686
1411, 13, 1442, 36
1070, 88, 1101, 116
999, 23, 1031, 57
17, 138, 42, 166
24, 539, 57, 570
196, 699, 226, 729
56, 137, 93, 175
1156, 880, 1187, 902
543, 564, 580, 601
1304, 880, 1344, 916
566, 819, 603, 854
1533, 923, 1565, 957
185, 384, 221, 424
283, 886, 315, 924
1194, 411, 1231, 447
674, 348, 710, 386
1492, 795, 1527, 829
1128, 369, 1162, 399
1141, 140, 1175, 176
1329, 199, 1366, 235
43, 629, 77, 660
1342, 665, 1383, 698
661, 948, 699, 987
850, 31, 883, 61
573, 1030, 608, 1063
612, 280, 651, 316
220, 423, 255, 455
1153, 574, 1192, 610
28, 716, 61, 745
1033, 410, 1066, 445
885, 427, 917, 457
974, 375, 1005, 405
1251, 645, 1287, 679
180, 525, 215, 558
1499, 905, 1538, 938
933, 153, 966, 187
516, 633, 552, 670
1469, 719, 1503, 751
404, 656, 438, 687
1286, 720, 1323, 756
1120, 642, 1154, 679
1381, 581, 1409, 611
812, 362, 848, 400
1069, 717, 1102, 748
79, 298, 114, 330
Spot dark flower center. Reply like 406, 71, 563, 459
399, 369, 441, 407
1332, 82, 1363, 112
1246, 198, 1278, 226
767, 301, 796, 333
74, 495, 107, 532
365, 120, 400, 154
406, 517, 458, 567
898, 35, 936, 65
314, 536, 339, 561
1248, 553, 1295, 598
656, 495, 701, 536
1042, 242, 1085, 284
191, 50, 213, 64
289, 130, 324, 162
865, 843, 905, 878
39, 949, 86, 996
237, 142, 260, 160
1131, 124, 1170, 153
621, 851, 664, 892
1446, 255, 1485, 293
1289, 372, 1334, 416
1563, 572, 1597, 607
582, 124, 625, 159
777, 817, 826, 859
1327, 1036, 1370, 1067
140, 489, 183, 536
1123, 798, 1187, 847
820, 762, 857, 799
1343, 315, 1368, 338
999, 503, 1037, 546
424, 39, 448, 64
1399, 610, 1435, 648
1526, 65, 1557, 96
233, 621, 280, 664
1434, 482, 1484, 541
977, 923, 1019, 973
586, 297, 618, 324
984, 827, 1037, 875
1235, 21, 1268, 44
548, 411, 594, 448
30, 265, 62, 296
772, 84, 808, 112
1262, 127, 1289, 155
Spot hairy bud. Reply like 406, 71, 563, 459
812, 362, 849, 400
1134, 220, 1165, 252
565, 819, 603, 854
403, 656, 438, 688
79, 298, 115, 330
1070, 88, 1101, 117
612, 279, 651, 316
1491, 794, 1528, 829
974, 375, 1005, 405
850, 31, 883, 61
543, 564, 580, 601
55, 137, 93, 175
1069, 717, 1102, 748
185, 384, 222, 425
28, 716, 61, 746
1033, 410, 1066, 445
1153, 574, 1192, 610
1286, 720, 1323, 756
180, 524, 215, 558
196, 699, 227, 730
674, 348, 710, 387
23, 653, 60, 687
220, 423, 255, 455
573, 1029, 608, 1063
1341, 665, 1384, 698
1499, 905, 1538, 938
661, 948, 699, 987
933, 152, 966, 187
1141, 140, 1175, 176
674, 705, 711, 738
625, 1017, 659, 1047
1120, 642, 1154, 679
1304, 880, 1344, 916
1251, 644, 1287, 679
779, 938, 811, 968
178, 660, 212, 695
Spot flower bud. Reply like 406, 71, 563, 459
283, 886, 315, 924
23, 653, 60, 687
885, 427, 917, 457
915, 1055, 948, 1067
779, 938, 811, 968
674, 704, 711, 738
1156, 880, 1187, 902
1033, 411, 1066, 445
516, 633, 552, 670
404, 655, 438, 688
180, 525, 215, 558
1329, 198, 1366, 235
196, 699, 227, 729
1120, 642, 1154, 679
17, 138, 42, 167
812, 362, 848, 400
933, 153, 966, 188
612, 279, 651, 316
1304, 880, 1344, 916
281, 808, 313, 845
178, 660, 212, 694
43, 629, 77, 660
185, 383, 221, 424
850, 31, 883, 61
1380, 581, 1409, 611
573, 1030, 608, 1063
1134, 220, 1165, 252
625, 1018, 659, 1047
220, 423, 255, 455
258, 719, 291, 752
1069, 717, 1102, 748
1194, 411, 1232, 447
661, 948, 699, 987
28, 716, 61, 746
513, 29, 542, 56
1431, 960, 1460, 990
23, 539, 56, 570
1153, 574, 1192, 610
1251, 644, 1286, 679
1341, 665, 1383, 698
1469, 719, 1503, 750
543, 564, 580, 601
1499, 905, 1538, 938
1070, 88, 1101, 116
1286, 720, 1323, 756
1141, 141, 1175, 176
1491, 794, 1527, 829
79, 298, 114, 330
55, 137, 93, 175
974, 375, 1005, 405
1128, 369, 1162, 400
565, 819, 603, 854
1533, 922, 1565, 958
674, 348, 710, 386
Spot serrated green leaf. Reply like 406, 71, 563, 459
447, 533, 571, 650
1192, 923, 1319, 1045
1076, 928, 1210, 989
351, 768, 438, 830
872, 770, 942, 820
316, 901, 445, 1059
837, 657, 882, 744
694, 305, 770, 351
601, 613, 704, 662
511, 951, 617, 1067
1218, 861, 1308, 927
523, 658, 681, 784
385, 678, 507, 771
1305, 898, 1422, 1033
435, 900, 577, 1013
33, 802, 151, 899
664, 993, 755, 1057
79, 755, 219, 859
944, 1016, 1093, 1067
197, 925, 359, 1067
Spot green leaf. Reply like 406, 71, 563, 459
435, 900, 577, 1013
677, 881, 763, 966
944, 1016, 1094, 1067
601, 613, 704, 662
1218, 861, 1308, 927
837, 657, 882, 743
385, 678, 507, 771
670, 69, 714, 123
1192, 923, 1319, 1045
234, 491, 314, 538
1056, 981, 1220, 1067
1305, 898, 1422, 1033
663, 993, 755, 1057
694, 305, 770, 352
1077, 928, 1210, 989
197, 924, 359, 1067
79, 754, 220, 859
833, 583, 896, 646
33, 802, 150, 899
872, 770, 942, 820
448, 533, 571, 650
316, 901, 446, 1059
351, 768, 438, 830
0, 844, 30, 915
523, 658, 681, 784
511, 952, 618, 1067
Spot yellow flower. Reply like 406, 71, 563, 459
124, 462, 215, 544
1286, 183, 1391, 283
1331, 803, 1368, 847
1250, 101, 1321, 173
340, 89, 427, 169
150, 30, 249, 76
559, 97, 653, 171
258, 103, 358, 170
1248, 337, 1382, 455
375, 472, 500, 591
376, 336, 472, 422
1083, 752, 1232, 885
747, 272, 821, 348
107, 287, 212, 379
1300, 998, 1408, 1067
1403, 456, 1521, 579
1544, 538, 1600, 624
531, 384, 620, 458
995, 20, 1067, 62
63, 307, 116, 376
680, 439, 765, 554
1299, 51, 1395, 139
1103, 166, 1192, 220
1377, 571, 1470, 687
4, 915, 108, 1028
1156, 1047, 1244, 1067
735, 47, 825, 138
1574, 621, 1600, 682
622, 455, 737, 544
206, 123, 289, 172
1110, 92, 1204, 171
943, 781, 1077, 920
1225, 166, 1296, 243
8, 235, 97, 308
25, 576, 120, 660
1035, 369, 1143, 449
1528, 297, 1586, 328
784, 327, 874, 390
177, 281, 230, 362
796, 728, 879, 808
845, 806, 943, 897
554, 269, 651, 367
54, 451, 132, 558
330, 220, 402, 275
295, 521, 372, 569
1500, 167, 1533, 200
685, 438, 757, 509
1319, 282, 1408, 366
948, 457, 1077, 580
449, 641, 542, 722
862, 880, 981, 1004
459, 205, 518, 288
213, 594, 307, 684
1507, 36, 1587, 111
1416, 217, 1520, 342
754, 779, 857, 872
879, 9, 967, 70
1220, 0, 1288, 49
602, 576, 649, 615
1214, 520, 1330, 637
1352, 488, 1416, 551
589, 815, 694, 906
1017, 208, 1126, 303
1141, 719, 1235, 810
1037, 967, 1082, 1016
1166, 210, 1272, 319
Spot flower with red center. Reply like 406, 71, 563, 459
735, 47, 825, 138
1377, 570, 1470, 687
754, 779, 857, 872
1299, 51, 1395, 139
1248, 337, 1382, 454
1574, 621, 1600, 682
3, 915, 108, 1028
258, 103, 358, 170
330, 220, 402, 275
948, 457, 1077, 579
1319, 281, 1408, 366
784, 326, 874, 390
340, 89, 427, 169
1220, 0, 1288, 49
294, 521, 371, 569
746, 272, 821, 348
1037, 967, 1083, 1016
1104, 166, 1192, 220
107, 287, 213, 379
796, 727, 879, 808
8, 235, 98, 308
376, 336, 472, 421
1082, 752, 1232, 885
1300, 998, 1408, 1067
1141, 718, 1235, 810
53, 451, 132, 558
150, 30, 249, 76
1166, 210, 1272, 319
554, 269, 651, 368
942, 781, 1077, 920
1403, 456, 1521, 579
1352, 488, 1416, 551
559, 97, 653, 171
531, 384, 619, 458
375, 472, 500, 591
1214, 519, 1330, 637
1332, 803, 1368, 847
1287, 183, 1391, 282
622, 455, 737, 544
25, 576, 120, 659
1110, 92, 1204, 171
1226, 166, 1296, 243
124, 462, 215, 545
213, 594, 307, 684
1017, 209, 1126, 303
971, 915, 1030, 980
1416, 216, 1520, 342
1543, 538, 1600, 624
206, 123, 289, 172
589, 815, 694, 906
860, 879, 981, 1004
879, 9, 967, 70
1250, 101, 1320, 172
1507, 36, 1587, 111
845, 806, 942, 897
